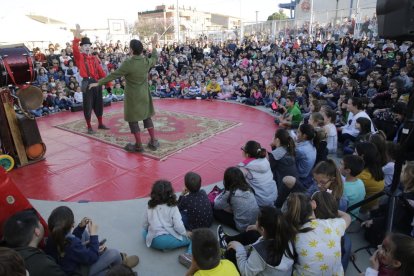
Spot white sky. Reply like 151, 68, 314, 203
1, 0, 286, 28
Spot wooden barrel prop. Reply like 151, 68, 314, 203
0, 44, 35, 86
25, 143, 46, 160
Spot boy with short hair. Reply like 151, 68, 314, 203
341, 155, 366, 219
178, 172, 213, 231
275, 94, 302, 129
3, 210, 65, 276
181, 228, 239, 276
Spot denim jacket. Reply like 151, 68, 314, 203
295, 140, 316, 179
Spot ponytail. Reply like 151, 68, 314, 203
284, 193, 313, 235
258, 147, 267, 158
275, 128, 296, 156
48, 206, 75, 256
51, 224, 68, 256
313, 159, 344, 202
243, 140, 266, 159
286, 136, 296, 157
258, 207, 295, 264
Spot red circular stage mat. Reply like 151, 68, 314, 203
8, 100, 277, 202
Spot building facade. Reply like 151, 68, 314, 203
138, 5, 241, 42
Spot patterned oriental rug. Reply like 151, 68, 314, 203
55, 110, 239, 160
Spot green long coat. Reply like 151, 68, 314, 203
98, 49, 158, 122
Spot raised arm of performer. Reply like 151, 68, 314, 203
73, 24, 108, 134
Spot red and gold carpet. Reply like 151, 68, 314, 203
55, 110, 239, 160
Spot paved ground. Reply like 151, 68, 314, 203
30, 181, 373, 275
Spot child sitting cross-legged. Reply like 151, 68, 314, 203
178, 172, 213, 231
142, 180, 191, 253
213, 167, 260, 232
182, 228, 239, 276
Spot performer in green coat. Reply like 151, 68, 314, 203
90, 34, 159, 153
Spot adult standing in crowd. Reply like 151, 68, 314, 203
73, 24, 109, 134
90, 34, 160, 153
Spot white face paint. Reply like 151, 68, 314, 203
81, 44, 91, 54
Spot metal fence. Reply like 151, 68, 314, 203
241, 5, 377, 41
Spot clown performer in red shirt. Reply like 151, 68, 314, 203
73, 24, 109, 134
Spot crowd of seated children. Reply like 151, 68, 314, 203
16, 30, 414, 275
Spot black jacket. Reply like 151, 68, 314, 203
268, 149, 300, 208
365, 191, 414, 245
14, 246, 65, 276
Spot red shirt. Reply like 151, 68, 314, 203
72, 38, 106, 80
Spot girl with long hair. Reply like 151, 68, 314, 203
355, 142, 385, 211
143, 180, 191, 252
45, 206, 138, 275
268, 128, 299, 208
213, 167, 260, 232
312, 159, 347, 211
225, 207, 296, 276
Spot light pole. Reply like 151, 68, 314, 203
334, 0, 339, 26
239, 0, 243, 42
176, 0, 180, 42
309, 0, 314, 36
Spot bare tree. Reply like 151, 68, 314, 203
132, 17, 175, 40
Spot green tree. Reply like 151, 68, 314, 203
267, 9, 288, 21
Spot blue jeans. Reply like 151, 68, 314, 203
89, 248, 122, 276
180, 211, 190, 230
142, 229, 191, 253
341, 234, 352, 272
80, 231, 122, 276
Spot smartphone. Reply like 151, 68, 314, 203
99, 239, 107, 246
